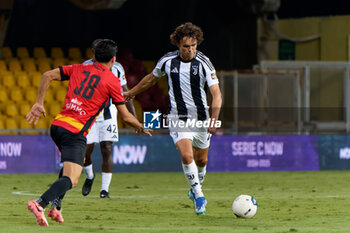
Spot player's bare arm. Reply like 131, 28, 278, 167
26, 68, 62, 125
122, 85, 137, 116
116, 104, 152, 136
208, 84, 222, 134
124, 73, 159, 101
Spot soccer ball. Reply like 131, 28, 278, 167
232, 195, 258, 218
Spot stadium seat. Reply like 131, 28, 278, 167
157, 77, 168, 95
31, 72, 42, 87
68, 47, 82, 60
0, 118, 4, 132
5, 118, 18, 135
1, 47, 13, 59
45, 88, 54, 103
85, 47, 93, 59
141, 60, 156, 74
53, 58, 68, 68
19, 102, 31, 116
48, 101, 62, 117
16, 47, 30, 59
2, 73, 15, 88
0, 59, 8, 73
33, 47, 47, 59
8, 58, 22, 73
0, 87, 9, 103
34, 118, 47, 130
22, 58, 37, 73
5, 103, 19, 117
38, 58, 51, 73
19, 117, 33, 133
9, 88, 24, 103
24, 87, 37, 103
51, 47, 64, 59
55, 86, 67, 101
16, 73, 30, 88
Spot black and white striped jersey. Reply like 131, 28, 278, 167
153, 50, 219, 121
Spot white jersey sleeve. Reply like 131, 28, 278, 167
197, 51, 219, 87
82, 59, 94, 65
152, 51, 179, 78
112, 62, 127, 86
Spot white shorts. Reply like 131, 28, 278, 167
169, 130, 211, 149
86, 105, 119, 144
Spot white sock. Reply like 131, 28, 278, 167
101, 172, 112, 192
182, 161, 203, 197
197, 165, 207, 185
84, 164, 94, 179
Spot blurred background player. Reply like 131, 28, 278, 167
26, 39, 152, 226
82, 39, 137, 198
124, 22, 222, 215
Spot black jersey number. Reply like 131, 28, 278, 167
74, 71, 101, 100
107, 124, 117, 133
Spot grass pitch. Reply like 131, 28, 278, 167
1, 171, 350, 233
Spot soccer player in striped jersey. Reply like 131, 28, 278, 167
81, 39, 137, 198
124, 22, 222, 215
26, 39, 151, 226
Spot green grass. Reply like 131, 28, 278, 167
1, 171, 350, 232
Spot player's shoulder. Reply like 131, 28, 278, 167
113, 61, 125, 71
195, 51, 215, 70
158, 50, 179, 62
82, 58, 94, 65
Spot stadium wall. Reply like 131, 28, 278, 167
1, 134, 350, 173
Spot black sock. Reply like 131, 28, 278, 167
38, 176, 72, 208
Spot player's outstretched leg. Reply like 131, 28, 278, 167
27, 200, 49, 226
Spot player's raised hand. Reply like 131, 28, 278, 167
26, 103, 46, 125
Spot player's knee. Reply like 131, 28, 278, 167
101, 141, 113, 154
70, 177, 79, 188
196, 157, 208, 166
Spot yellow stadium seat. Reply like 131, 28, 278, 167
16, 73, 30, 88
51, 47, 64, 59
25, 87, 37, 103
48, 101, 62, 117
34, 118, 47, 129
85, 47, 93, 59
53, 58, 68, 68
141, 60, 156, 74
5, 118, 18, 135
0, 87, 9, 103
0, 59, 8, 72
1, 47, 13, 59
8, 59, 22, 73
33, 47, 47, 59
45, 88, 54, 104
19, 102, 31, 116
31, 72, 42, 87
68, 47, 82, 60
5, 103, 19, 117
38, 59, 51, 73
19, 117, 33, 132
17, 47, 30, 59
9, 88, 24, 103
2, 73, 15, 88
22, 58, 37, 73
55, 86, 67, 101
157, 77, 168, 95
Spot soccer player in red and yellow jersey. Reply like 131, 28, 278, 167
26, 39, 151, 226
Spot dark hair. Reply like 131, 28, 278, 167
93, 39, 118, 63
170, 22, 204, 46
91, 38, 103, 54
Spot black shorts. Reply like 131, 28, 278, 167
50, 125, 87, 166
